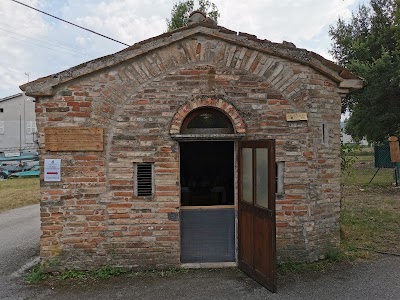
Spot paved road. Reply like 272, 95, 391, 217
0, 204, 40, 299
6, 255, 400, 300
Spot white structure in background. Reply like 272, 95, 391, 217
340, 121, 369, 145
0, 93, 38, 154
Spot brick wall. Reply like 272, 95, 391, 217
36, 34, 342, 270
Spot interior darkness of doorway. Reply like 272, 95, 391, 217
180, 141, 234, 206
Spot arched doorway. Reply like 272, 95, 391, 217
179, 108, 236, 263
174, 103, 277, 292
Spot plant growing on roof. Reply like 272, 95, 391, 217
166, 0, 220, 31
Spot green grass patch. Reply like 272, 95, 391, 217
90, 266, 129, 279
347, 148, 374, 156
340, 207, 400, 254
341, 184, 400, 256
278, 247, 350, 275
281, 183, 399, 274
58, 270, 88, 280
0, 177, 40, 212
279, 260, 334, 274
25, 265, 189, 284
25, 265, 47, 284
342, 155, 395, 187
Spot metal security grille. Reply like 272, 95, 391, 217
137, 163, 153, 196
180, 208, 235, 263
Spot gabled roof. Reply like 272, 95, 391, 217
20, 17, 365, 97
0, 93, 23, 103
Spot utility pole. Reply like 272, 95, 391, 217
25, 72, 30, 83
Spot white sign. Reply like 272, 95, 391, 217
44, 159, 61, 182
4, 152, 20, 157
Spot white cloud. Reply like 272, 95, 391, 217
62, 0, 171, 44
215, 0, 357, 43
0, 0, 49, 96
0, 0, 368, 98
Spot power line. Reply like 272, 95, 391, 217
0, 29, 90, 59
10, 0, 130, 47
0, 27, 91, 58
0, 20, 103, 56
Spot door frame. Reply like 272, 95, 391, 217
178, 140, 237, 265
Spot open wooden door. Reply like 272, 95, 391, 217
238, 140, 277, 292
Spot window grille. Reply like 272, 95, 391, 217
136, 163, 153, 196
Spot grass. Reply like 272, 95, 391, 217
278, 245, 357, 275
279, 259, 337, 275
0, 177, 40, 212
340, 185, 400, 255
280, 158, 399, 274
25, 265, 189, 284
341, 152, 400, 256
343, 154, 395, 187
25, 265, 47, 284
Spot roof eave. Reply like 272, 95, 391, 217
0, 92, 24, 102
21, 23, 365, 97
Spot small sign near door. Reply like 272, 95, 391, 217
44, 159, 61, 182
286, 112, 308, 121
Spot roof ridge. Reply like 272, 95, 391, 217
20, 23, 365, 96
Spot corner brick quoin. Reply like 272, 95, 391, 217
170, 98, 246, 134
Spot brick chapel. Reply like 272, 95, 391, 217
22, 12, 364, 291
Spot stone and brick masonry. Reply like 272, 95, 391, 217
22, 17, 364, 270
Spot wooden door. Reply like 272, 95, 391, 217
238, 140, 277, 292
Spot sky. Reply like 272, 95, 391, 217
0, 0, 369, 98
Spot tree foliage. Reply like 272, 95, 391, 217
166, 0, 220, 32
329, 0, 400, 142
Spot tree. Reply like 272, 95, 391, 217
166, 0, 220, 32
329, 0, 400, 143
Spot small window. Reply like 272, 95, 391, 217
322, 123, 329, 144
136, 163, 153, 196
26, 121, 37, 134
0, 108, 3, 113
181, 108, 234, 134
0, 121, 4, 135
276, 162, 285, 195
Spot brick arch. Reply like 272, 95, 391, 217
89, 38, 312, 132
169, 98, 246, 135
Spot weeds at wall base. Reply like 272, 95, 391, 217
25, 265, 189, 284
25, 265, 47, 284
277, 246, 372, 275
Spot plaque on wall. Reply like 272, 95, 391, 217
44, 159, 61, 181
286, 112, 308, 122
45, 127, 104, 151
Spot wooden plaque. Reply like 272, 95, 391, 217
389, 136, 400, 163
45, 127, 104, 151
286, 112, 308, 122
